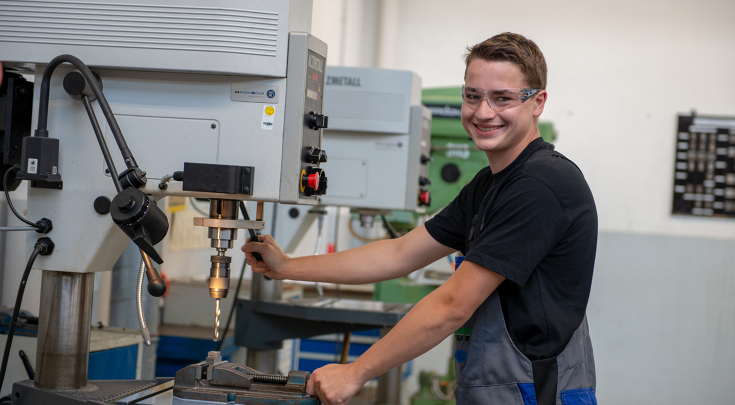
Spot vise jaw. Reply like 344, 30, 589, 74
173, 351, 319, 404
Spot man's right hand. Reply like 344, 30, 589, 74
242, 234, 290, 279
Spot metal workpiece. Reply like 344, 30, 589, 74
35, 271, 95, 389
173, 352, 317, 404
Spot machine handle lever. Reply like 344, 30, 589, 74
239, 202, 268, 279
142, 252, 167, 297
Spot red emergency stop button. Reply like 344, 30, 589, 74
419, 190, 431, 206
308, 172, 320, 190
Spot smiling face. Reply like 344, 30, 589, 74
461, 59, 547, 172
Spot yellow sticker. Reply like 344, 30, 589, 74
262, 105, 275, 130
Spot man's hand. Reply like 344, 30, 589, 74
241, 234, 290, 279
306, 363, 364, 405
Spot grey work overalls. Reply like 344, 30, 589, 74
454, 149, 597, 405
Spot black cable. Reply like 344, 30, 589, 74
381, 215, 400, 239
36, 54, 138, 169
3, 167, 41, 229
82, 95, 121, 192
0, 244, 43, 391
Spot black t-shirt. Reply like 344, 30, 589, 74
425, 137, 597, 360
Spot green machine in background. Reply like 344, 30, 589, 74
422, 87, 557, 214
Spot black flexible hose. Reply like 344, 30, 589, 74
0, 245, 43, 391
36, 54, 138, 169
3, 167, 41, 229
82, 96, 121, 192
381, 215, 400, 239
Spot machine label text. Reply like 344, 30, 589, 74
326, 76, 361, 87
231, 84, 280, 103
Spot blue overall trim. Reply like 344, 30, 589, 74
517, 383, 538, 405
455, 256, 465, 271
454, 349, 466, 363
560, 387, 597, 405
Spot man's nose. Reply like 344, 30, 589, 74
476, 97, 497, 117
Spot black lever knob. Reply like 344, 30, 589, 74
146, 265, 167, 297
305, 147, 328, 164
307, 112, 328, 130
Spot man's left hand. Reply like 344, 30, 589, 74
306, 363, 364, 405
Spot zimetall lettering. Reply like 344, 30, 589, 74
326, 76, 361, 87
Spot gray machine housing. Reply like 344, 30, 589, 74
319, 66, 432, 212
0, 0, 328, 274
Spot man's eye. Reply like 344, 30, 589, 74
495, 97, 512, 103
466, 93, 481, 100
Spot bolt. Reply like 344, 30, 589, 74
117, 195, 135, 212
211, 123, 217, 129
104, 168, 110, 174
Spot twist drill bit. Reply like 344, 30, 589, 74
213, 298, 221, 342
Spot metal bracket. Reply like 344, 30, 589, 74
193, 217, 265, 229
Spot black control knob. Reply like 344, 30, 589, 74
305, 147, 328, 164
307, 112, 328, 130
419, 177, 431, 186
421, 154, 433, 164
316, 174, 328, 196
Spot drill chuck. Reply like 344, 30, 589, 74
209, 254, 232, 299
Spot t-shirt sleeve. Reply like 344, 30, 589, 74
465, 175, 570, 286
424, 175, 477, 252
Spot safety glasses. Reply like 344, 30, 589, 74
461, 85, 541, 112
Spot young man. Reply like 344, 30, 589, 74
243, 32, 598, 405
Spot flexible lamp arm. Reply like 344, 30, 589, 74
36, 54, 138, 170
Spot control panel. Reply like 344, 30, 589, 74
319, 66, 432, 212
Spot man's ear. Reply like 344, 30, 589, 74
533, 90, 547, 118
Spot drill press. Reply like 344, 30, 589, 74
0, 0, 329, 403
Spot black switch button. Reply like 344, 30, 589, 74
307, 112, 328, 130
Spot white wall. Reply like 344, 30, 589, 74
313, 0, 735, 240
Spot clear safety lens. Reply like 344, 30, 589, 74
461, 86, 540, 112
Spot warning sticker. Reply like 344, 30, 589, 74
27, 158, 38, 174
262, 105, 275, 130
